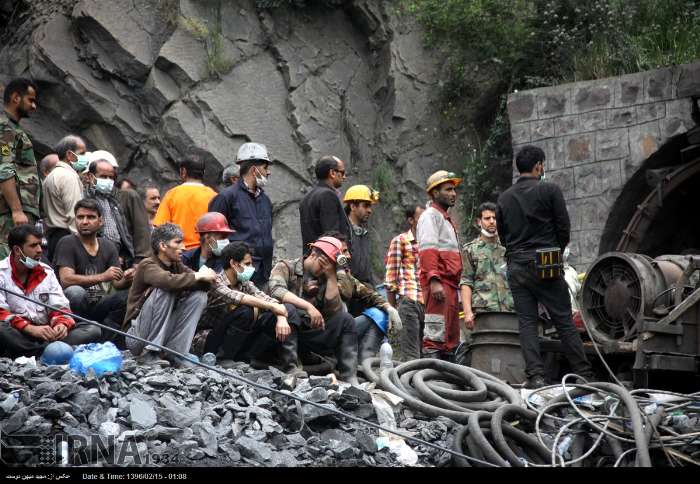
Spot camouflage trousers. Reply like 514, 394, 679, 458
0, 212, 37, 259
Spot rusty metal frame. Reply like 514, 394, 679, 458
616, 156, 700, 252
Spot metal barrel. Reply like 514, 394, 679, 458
469, 312, 526, 384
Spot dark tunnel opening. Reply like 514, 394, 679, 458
636, 170, 700, 257
599, 126, 700, 257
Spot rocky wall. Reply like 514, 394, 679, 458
0, 0, 461, 268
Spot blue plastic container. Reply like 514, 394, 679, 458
69, 341, 123, 377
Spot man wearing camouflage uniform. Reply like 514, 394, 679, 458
460, 202, 515, 336
0, 79, 39, 259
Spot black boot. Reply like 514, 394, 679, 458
336, 331, 359, 386
279, 330, 308, 378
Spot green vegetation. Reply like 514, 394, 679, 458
255, 0, 344, 8
402, 0, 700, 237
179, 3, 234, 79
371, 159, 400, 207
403, 0, 700, 97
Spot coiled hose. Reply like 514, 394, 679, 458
361, 358, 521, 424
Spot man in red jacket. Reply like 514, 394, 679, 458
416, 171, 463, 360
0, 224, 101, 358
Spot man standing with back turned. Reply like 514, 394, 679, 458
496, 145, 593, 389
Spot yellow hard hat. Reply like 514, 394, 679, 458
426, 170, 462, 193
343, 185, 380, 204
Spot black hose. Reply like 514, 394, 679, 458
570, 434, 585, 467
379, 363, 472, 423
467, 411, 510, 467
415, 367, 488, 402
451, 423, 472, 467
490, 404, 551, 466
549, 382, 652, 467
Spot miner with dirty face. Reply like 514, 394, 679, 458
267, 236, 360, 386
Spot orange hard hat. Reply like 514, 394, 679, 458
194, 212, 235, 234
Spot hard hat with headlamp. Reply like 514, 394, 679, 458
309, 236, 343, 263
425, 170, 462, 193
343, 185, 380, 204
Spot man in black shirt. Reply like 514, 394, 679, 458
299, 156, 352, 256
55, 199, 133, 346
496, 145, 592, 388
343, 184, 379, 286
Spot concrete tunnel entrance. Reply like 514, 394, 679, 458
599, 126, 700, 257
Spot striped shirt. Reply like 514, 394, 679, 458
384, 230, 423, 304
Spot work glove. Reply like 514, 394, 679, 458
385, 304, 402, 332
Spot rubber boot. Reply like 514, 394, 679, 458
335, 332, 359, 386
279, 330, 307, 388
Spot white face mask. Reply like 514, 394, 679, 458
254, 166, 268, 188
210, 238, 230, 256
19, 249, 40, 269
479, 223, 497, 239
481, 228, 496, 238
95, 177, 114, 194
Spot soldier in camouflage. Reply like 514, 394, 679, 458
0, 79, 40, 259
460, 202, 515, 333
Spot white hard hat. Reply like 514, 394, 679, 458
83, 150, 118, 173
236, 142, 270, 164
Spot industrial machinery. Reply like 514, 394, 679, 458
581, 252, 700, 388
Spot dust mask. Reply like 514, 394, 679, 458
95, 178, 114, 194
19, 249, 40, 269
254, 166, 268, 188
210, 239, 230, 256
479, 223, 496, 239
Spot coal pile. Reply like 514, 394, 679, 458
0, 355, 456, 468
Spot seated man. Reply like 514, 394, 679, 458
122, 223, 217, 367
268, 236, 359, 385
181, 212, 234, 272
329, 232, 402, 363
197, 242, 303, 373
55, 199, 133, 347
0, 225, 101, 358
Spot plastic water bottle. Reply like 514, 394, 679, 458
557, 435, 573, 456
379, 339, 393, 370
201, 352, 217, 366
36, 220, 48, 250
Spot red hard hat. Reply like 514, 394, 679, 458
309, 236, 342, 262
194, 212, 235, 234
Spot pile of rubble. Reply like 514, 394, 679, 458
0, 355, 456, 467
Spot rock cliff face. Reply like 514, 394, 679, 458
0, 0, 462, 268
